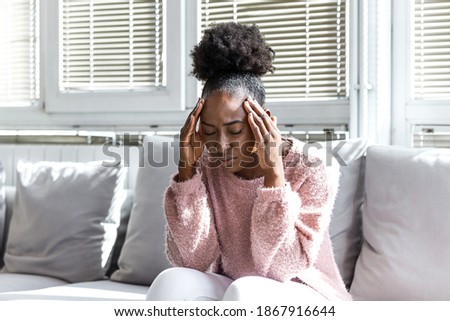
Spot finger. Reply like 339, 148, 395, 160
244, 101, 269, 133
248, 112, 265, 143
183, 98, 202, 125
246, 98, 278, 134
189, 98, 202, 116
182, 98, 204, 132
247, 103, 278, 139
246, 96, 267, 117
192, 98, 205, 133
271, 115, 278, 127
192, 98, 204, 118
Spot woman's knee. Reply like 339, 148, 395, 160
222, 276, 269, 301
146, 267, 232, 301
222, 276, 327, 301
146, 267, 200, 300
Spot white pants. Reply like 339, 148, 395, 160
146, 267, 327, 301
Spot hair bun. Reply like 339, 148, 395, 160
191, 22, 275, 81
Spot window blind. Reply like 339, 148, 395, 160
0, 0, 39, 107
61, 0, 164, 91
201, 0, 347, 100
414, 0, 450, 99
413, 127, 450, 148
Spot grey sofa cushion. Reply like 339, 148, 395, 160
111, 135, 174, 285
3, 161, 127, 282
328, 138, 367, 289
0, 280, 148, 300
0, 272, 68, 293
350, 146, 450, 300
107, 189, 135, 276
0, 187, 15, 269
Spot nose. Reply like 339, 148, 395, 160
206, 135, 230, 155
216, 136, 230, 154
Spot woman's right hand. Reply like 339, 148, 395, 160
178, 98, 205, 181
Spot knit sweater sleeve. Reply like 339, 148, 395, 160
164, 172, 220, 271
251, 161, 339, 282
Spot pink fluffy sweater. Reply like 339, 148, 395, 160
164, 138, 351, 301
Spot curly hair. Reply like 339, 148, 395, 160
190, 22, 275, 105
191, 22, 274, 81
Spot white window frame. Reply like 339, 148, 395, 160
0, 0, 358, 132
0, 0, 198, 129
392, 0, 450, 146
187, 0, 357, 130
44, 0, 185, 113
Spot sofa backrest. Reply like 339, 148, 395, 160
0, 136, 368, 287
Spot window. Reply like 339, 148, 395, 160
60, 0, 164, 92
411, 1, 450, 148
392, 0, 450, 146
413, 0, 450, 99
44, 0, 185, 113
201, 0, 348, 101
0, 0, 352, 130
0, 0, 39, 107
413, 126, 450, 148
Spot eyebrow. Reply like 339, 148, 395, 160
201, 120, 244, 127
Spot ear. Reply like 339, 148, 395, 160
264, 108, 271, 117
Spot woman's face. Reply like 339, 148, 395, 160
200, 91, 258, 173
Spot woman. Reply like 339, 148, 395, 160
147, 22, 351, 301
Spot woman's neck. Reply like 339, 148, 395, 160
234, 164, 266, 180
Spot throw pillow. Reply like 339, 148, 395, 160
111, 135, 174, 285
350, 145, 450, 300
326, 138, 367, 288
3, 160, 127, 282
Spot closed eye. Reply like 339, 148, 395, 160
203, 132, 216, 136
230, 130, 242, 135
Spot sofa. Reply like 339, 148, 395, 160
0, 135, 449, 301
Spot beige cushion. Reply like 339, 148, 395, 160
350, 146, 450, 300
3, 161, 127, 282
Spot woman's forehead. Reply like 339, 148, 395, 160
202, 92, 247, 120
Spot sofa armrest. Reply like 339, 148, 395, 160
0, 186, 16, 268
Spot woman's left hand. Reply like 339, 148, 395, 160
243, 97, 285, 188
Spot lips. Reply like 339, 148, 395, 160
223, 156, 236, 165
209, 154, 236, 166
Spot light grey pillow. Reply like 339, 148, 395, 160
350, 146, 450, 300
111, 135, 174, 285
327, 139, 367, 288
3, 160, 127, 282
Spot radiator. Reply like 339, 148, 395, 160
0, 144, 140, 189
